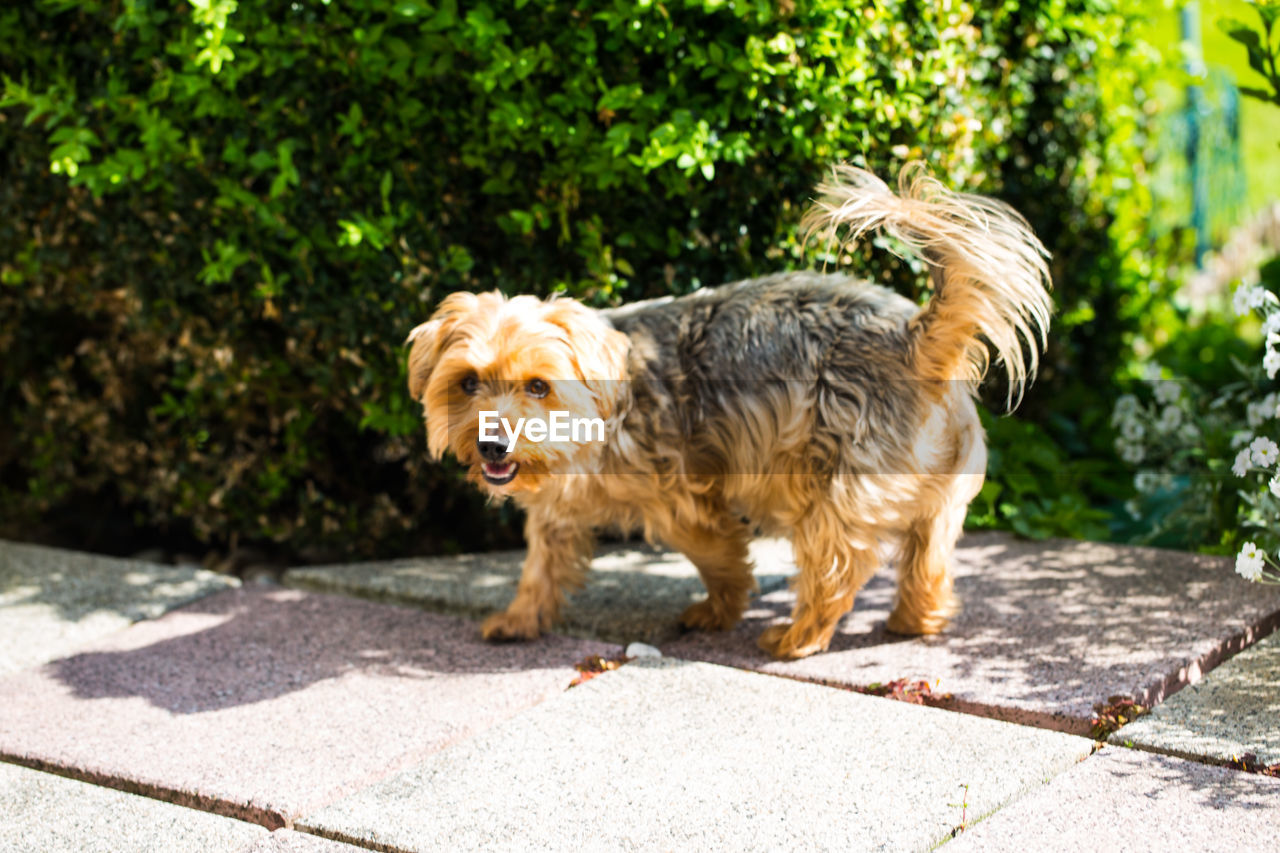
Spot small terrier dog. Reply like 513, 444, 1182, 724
408, 164, 1051, 659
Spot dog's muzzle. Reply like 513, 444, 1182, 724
477, 438, 519, 485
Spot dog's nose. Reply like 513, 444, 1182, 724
477, 437, 509, 461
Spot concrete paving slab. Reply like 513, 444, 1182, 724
0, 760, 266, 852
665, 532, 1280, 735
239, 829, 367, 852
944, 746, 1280, 852
1112, 629, 1280, 766
0, 539, 237, 675
300, 658, 1093, 852
0, 587, 618, 829
285, 538, 796, 644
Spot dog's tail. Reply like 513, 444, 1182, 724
800, 162, 1052, 405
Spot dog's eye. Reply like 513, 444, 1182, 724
526, 378, 549, 399
460, 375, 479, 396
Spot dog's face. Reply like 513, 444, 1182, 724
407, 291, 629, 497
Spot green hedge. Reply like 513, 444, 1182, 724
0, 0, 1165, 557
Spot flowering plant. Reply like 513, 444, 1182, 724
1121, 0, 1280, 582
1226, 274, 1280, 583
1114, 265, 1280, 584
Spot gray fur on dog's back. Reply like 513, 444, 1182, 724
602, 271, 925, 478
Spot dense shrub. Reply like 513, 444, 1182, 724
0, 0, 1167, 557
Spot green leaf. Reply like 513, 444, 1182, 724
1220, 23, 1271, 77
393, 0, 431, 17
1238, 85, 1280, 107
379, 170, 393, 209
269, 140, 299, 199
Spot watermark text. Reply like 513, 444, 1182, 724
479, 410, 605, 451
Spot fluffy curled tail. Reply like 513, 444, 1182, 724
800, 162, 1053, 406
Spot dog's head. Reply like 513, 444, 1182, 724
407, 290, 630, 496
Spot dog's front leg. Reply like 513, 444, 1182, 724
481, 509, 594, 641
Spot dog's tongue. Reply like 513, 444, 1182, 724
484, 461, 515, 477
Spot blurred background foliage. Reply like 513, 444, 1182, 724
0, 0, 1273, 560
1109, 0, 1280, 556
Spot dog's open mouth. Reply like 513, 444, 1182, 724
481, 460, 519, 485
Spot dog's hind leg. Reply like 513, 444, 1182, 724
482, 509, 594, 641
757, 517, 878, 660
886, 496, 967, 635
668, 515, 757, 632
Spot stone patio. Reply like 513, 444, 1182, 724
1, 533, 1278, 851
0, 539, 236, 675
1114, 629, 1280, 766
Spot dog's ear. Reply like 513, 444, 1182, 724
540, 298, 630, 414
406, 292, 479, 401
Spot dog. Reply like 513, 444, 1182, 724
407, 163, 1052, 659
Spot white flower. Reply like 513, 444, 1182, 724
1111, 394, 1140, 426
1235, 284, 1261, 316
1264, 312, 1280, 337
1233, 282, 1274, 315
1124, 498, 1142, 520
1265, 349, 1280, 380
1248, 392, 1280, 422
1178, 422, 1201, 444
1157, 405, 1183, 432
1233, 448, 1253, 477
1250, 436, 1280, 467
1119, 442, 1145, 465
1153, 382, 1181, 405
1270, 475, 1280, 498
1236, 542, 1265, 581
1232, 431, 1255, 449
1248, 398, 1275, 428
1121, 419, 1145, 442
1135, 471, 1173, 494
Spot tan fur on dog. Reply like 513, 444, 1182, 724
407, 163, 1052, 659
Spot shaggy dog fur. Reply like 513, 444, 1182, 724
407, 163, 1052, 659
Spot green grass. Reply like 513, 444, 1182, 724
1141, 1, 1280, 217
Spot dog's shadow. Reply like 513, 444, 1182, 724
42, 586, 607, 714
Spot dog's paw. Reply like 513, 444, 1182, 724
885, 608, 950, 636
679, 598, 740, 632
756, 623, 829, 660
481, 610, 542, 642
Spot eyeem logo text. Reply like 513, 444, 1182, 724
479, 411, 606, 451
